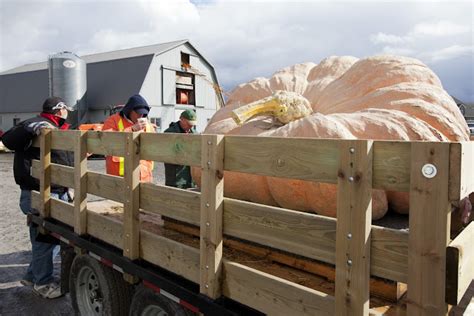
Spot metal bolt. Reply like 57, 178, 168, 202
207, 161, 211, 166
206, 222, 210, 227
347, 259, 352, 266
206, 265, 209, 269
206, 203, 210, 207
348, 176, 354, 182
421, 163, 437, 179
126, 249, 130, 253
349, 148, 355, 153
207, 141, 212, 145
126, 234, 130, 237
347, 233, 352, 239
205, 284, 209, 289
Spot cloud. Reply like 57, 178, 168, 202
0, 0, 473, 101
370, 33, 411, 45
422, 45, 474, 62
411, 20, 470, 37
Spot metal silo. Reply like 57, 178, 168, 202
48, 52, 87, 128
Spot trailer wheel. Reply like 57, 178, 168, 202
129, 285, 195, 316
70, 254, 132, 316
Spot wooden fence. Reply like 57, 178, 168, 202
30, 130, 474, 316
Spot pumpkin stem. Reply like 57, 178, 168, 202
231, 91, 312, 125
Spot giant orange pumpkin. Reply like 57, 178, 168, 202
193, 56, 470, 219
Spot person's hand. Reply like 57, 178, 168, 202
27, 121, 57, 135
131, 118, 147, 132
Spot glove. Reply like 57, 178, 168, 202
27, 121, 56, 135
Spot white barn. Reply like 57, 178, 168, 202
0, 40, 224, 133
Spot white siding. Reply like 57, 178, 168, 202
139, 42, 222, 133
162, 68, 176, 105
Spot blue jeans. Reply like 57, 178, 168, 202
19, 189, 68, 286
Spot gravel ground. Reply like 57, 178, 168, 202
0, 153, 165, 316
0, 152, 472, 315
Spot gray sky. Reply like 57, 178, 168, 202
1, 0, 473, 101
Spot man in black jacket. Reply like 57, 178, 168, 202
2, 96, 74, 299
164, 109, 196, 189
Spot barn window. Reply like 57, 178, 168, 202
176, 72, 195, 105
149, 117, 161, 132
181, 52, 190, 69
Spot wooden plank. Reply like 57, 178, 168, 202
87, 131, 126, 156
32, 190, 74, 226
224, 136, 411, 191
87, 211, 123, 248
84, 207, 201, 284
224, 198, 337, 265
39, 130, 52, 218
446, 222, 474, 305
224, 136, 339, 184
225, 198, 408, 283
199, 134, 224, 298
140, 133, 201, 166
32, 160, 74, 188
223, 261, 334, 316
373, 141, 410, 192
370, 227, 408, 283
51, 130, 76, 151
74, 131, 88, 235
449, 142, 474, 201
335, 140, 373, 316
87, 172, 124, 202
141, 230, 200, 284
408, 142, 451, 315
33, 164, 124, 205
140, 183, 200, 225
123, 132, 140, 260
165, 219, 407, 302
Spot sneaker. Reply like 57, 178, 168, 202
20, 279, 34, 287
33, 282, 62, 299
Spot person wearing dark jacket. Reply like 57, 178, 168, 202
2, 96, 74, 299
164, 110, 196, 189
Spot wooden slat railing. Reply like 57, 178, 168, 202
29, 130, 473, 316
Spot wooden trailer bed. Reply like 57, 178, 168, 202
30, 130, 474, 316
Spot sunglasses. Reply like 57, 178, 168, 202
52, 102, 74, 111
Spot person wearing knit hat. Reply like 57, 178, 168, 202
102, 94, 155, 182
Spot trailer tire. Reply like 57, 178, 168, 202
129, 284, 195, 316
70, 254, 131, 316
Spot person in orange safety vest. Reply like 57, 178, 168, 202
102, 94, 155, 182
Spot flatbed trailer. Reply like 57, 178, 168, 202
29, 130, 473, 315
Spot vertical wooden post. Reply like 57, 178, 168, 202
74, 130, 88, 235
123, 132, 141, 260
200, 134, 224, 299
408, 142, 450, 316
335, 140, 373, 316
39, 129, 52, 218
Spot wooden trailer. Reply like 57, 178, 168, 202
30, 130, 473, 315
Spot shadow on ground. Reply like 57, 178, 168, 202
0, 250, 72, 316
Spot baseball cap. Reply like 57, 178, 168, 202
42, 96, 74, 113
180, 109, 197, 125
